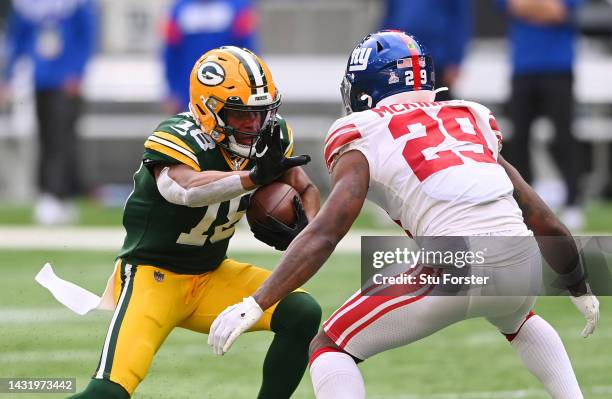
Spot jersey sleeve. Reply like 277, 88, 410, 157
143, 115, 203, 172
323, 115, 366, 172
456, 100, 503, 158
488, 112, 503, 154
275, 114, 295, 157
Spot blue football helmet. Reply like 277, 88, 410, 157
341, 30, 436, 114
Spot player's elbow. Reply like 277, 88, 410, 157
159, 170, 247, 208
315, 235, 339, 256
158, 185, 205, 207
535, 214, 572, 237
305, 225, 341, 253
321, 226, 347, 250
182, 188, 214, 207
546, 220, 572, 237
157, 174, 212, 208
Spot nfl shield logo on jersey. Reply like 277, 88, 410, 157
154, 270, 165, 283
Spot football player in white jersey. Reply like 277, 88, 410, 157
209, 30, 600, 398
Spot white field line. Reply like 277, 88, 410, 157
1, 226, 609, 252
0, 226, 395, 252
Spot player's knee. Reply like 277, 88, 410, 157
309, 331, 362, 364
308, 330, 339, 358
271, 292, 322, 338
68, 378, 130, 399
294, 293, 322, 336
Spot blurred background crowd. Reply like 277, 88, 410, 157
0, 0, 611, 231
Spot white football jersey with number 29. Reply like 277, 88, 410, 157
324, 97, 528, 236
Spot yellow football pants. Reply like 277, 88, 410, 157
93, 258, 284, 394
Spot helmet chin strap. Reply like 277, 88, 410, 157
226, 136, 254, 159
217, 121, 257, 159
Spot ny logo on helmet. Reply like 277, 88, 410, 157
348, 48, 372, 72
197, 62, 226, 86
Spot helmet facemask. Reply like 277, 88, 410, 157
340, 75, 354, 115
217, 98, 281, 159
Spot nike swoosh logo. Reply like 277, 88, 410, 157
255, 146, 268, 158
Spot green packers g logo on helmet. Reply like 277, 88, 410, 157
197, 62, 226, 87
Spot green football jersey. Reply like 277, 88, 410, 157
118, 112, 294, 274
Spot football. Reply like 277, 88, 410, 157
247, 182, 298, 227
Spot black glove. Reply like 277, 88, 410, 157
251, 196, 309, 250
249, 121, 311, 186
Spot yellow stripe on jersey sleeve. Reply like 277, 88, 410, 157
144, 140, 202, 172
284, 126, 295, 157
152, 131, 195, 154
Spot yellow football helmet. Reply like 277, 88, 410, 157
189, 46, 281, 159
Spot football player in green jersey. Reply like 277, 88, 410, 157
69, 46, 322, 398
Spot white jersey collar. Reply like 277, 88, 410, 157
376, 90, 436, 107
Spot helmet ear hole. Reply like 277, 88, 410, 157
359, 93, 373, 109
195, 103, 209, 124
196, 103, 206, 115
376, 41, 384, 52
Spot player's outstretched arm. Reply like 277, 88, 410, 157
499, 155, 599, 336
208, 150, 369, 355
154, 163, 256, 207
254, 150, 369, 309
499, 154, 584, 278
498, 156, 568, 237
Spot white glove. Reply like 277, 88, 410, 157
570, 295, 600, 338
208, 296, 264, 356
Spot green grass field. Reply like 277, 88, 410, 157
1, 249, 610, 398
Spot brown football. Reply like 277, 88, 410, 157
247, 182, 298, 227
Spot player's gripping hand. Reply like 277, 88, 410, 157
570, 294, 600, 337
251, 196, 308, 250
249, 121, 310, 186
208, 296, 263, 355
